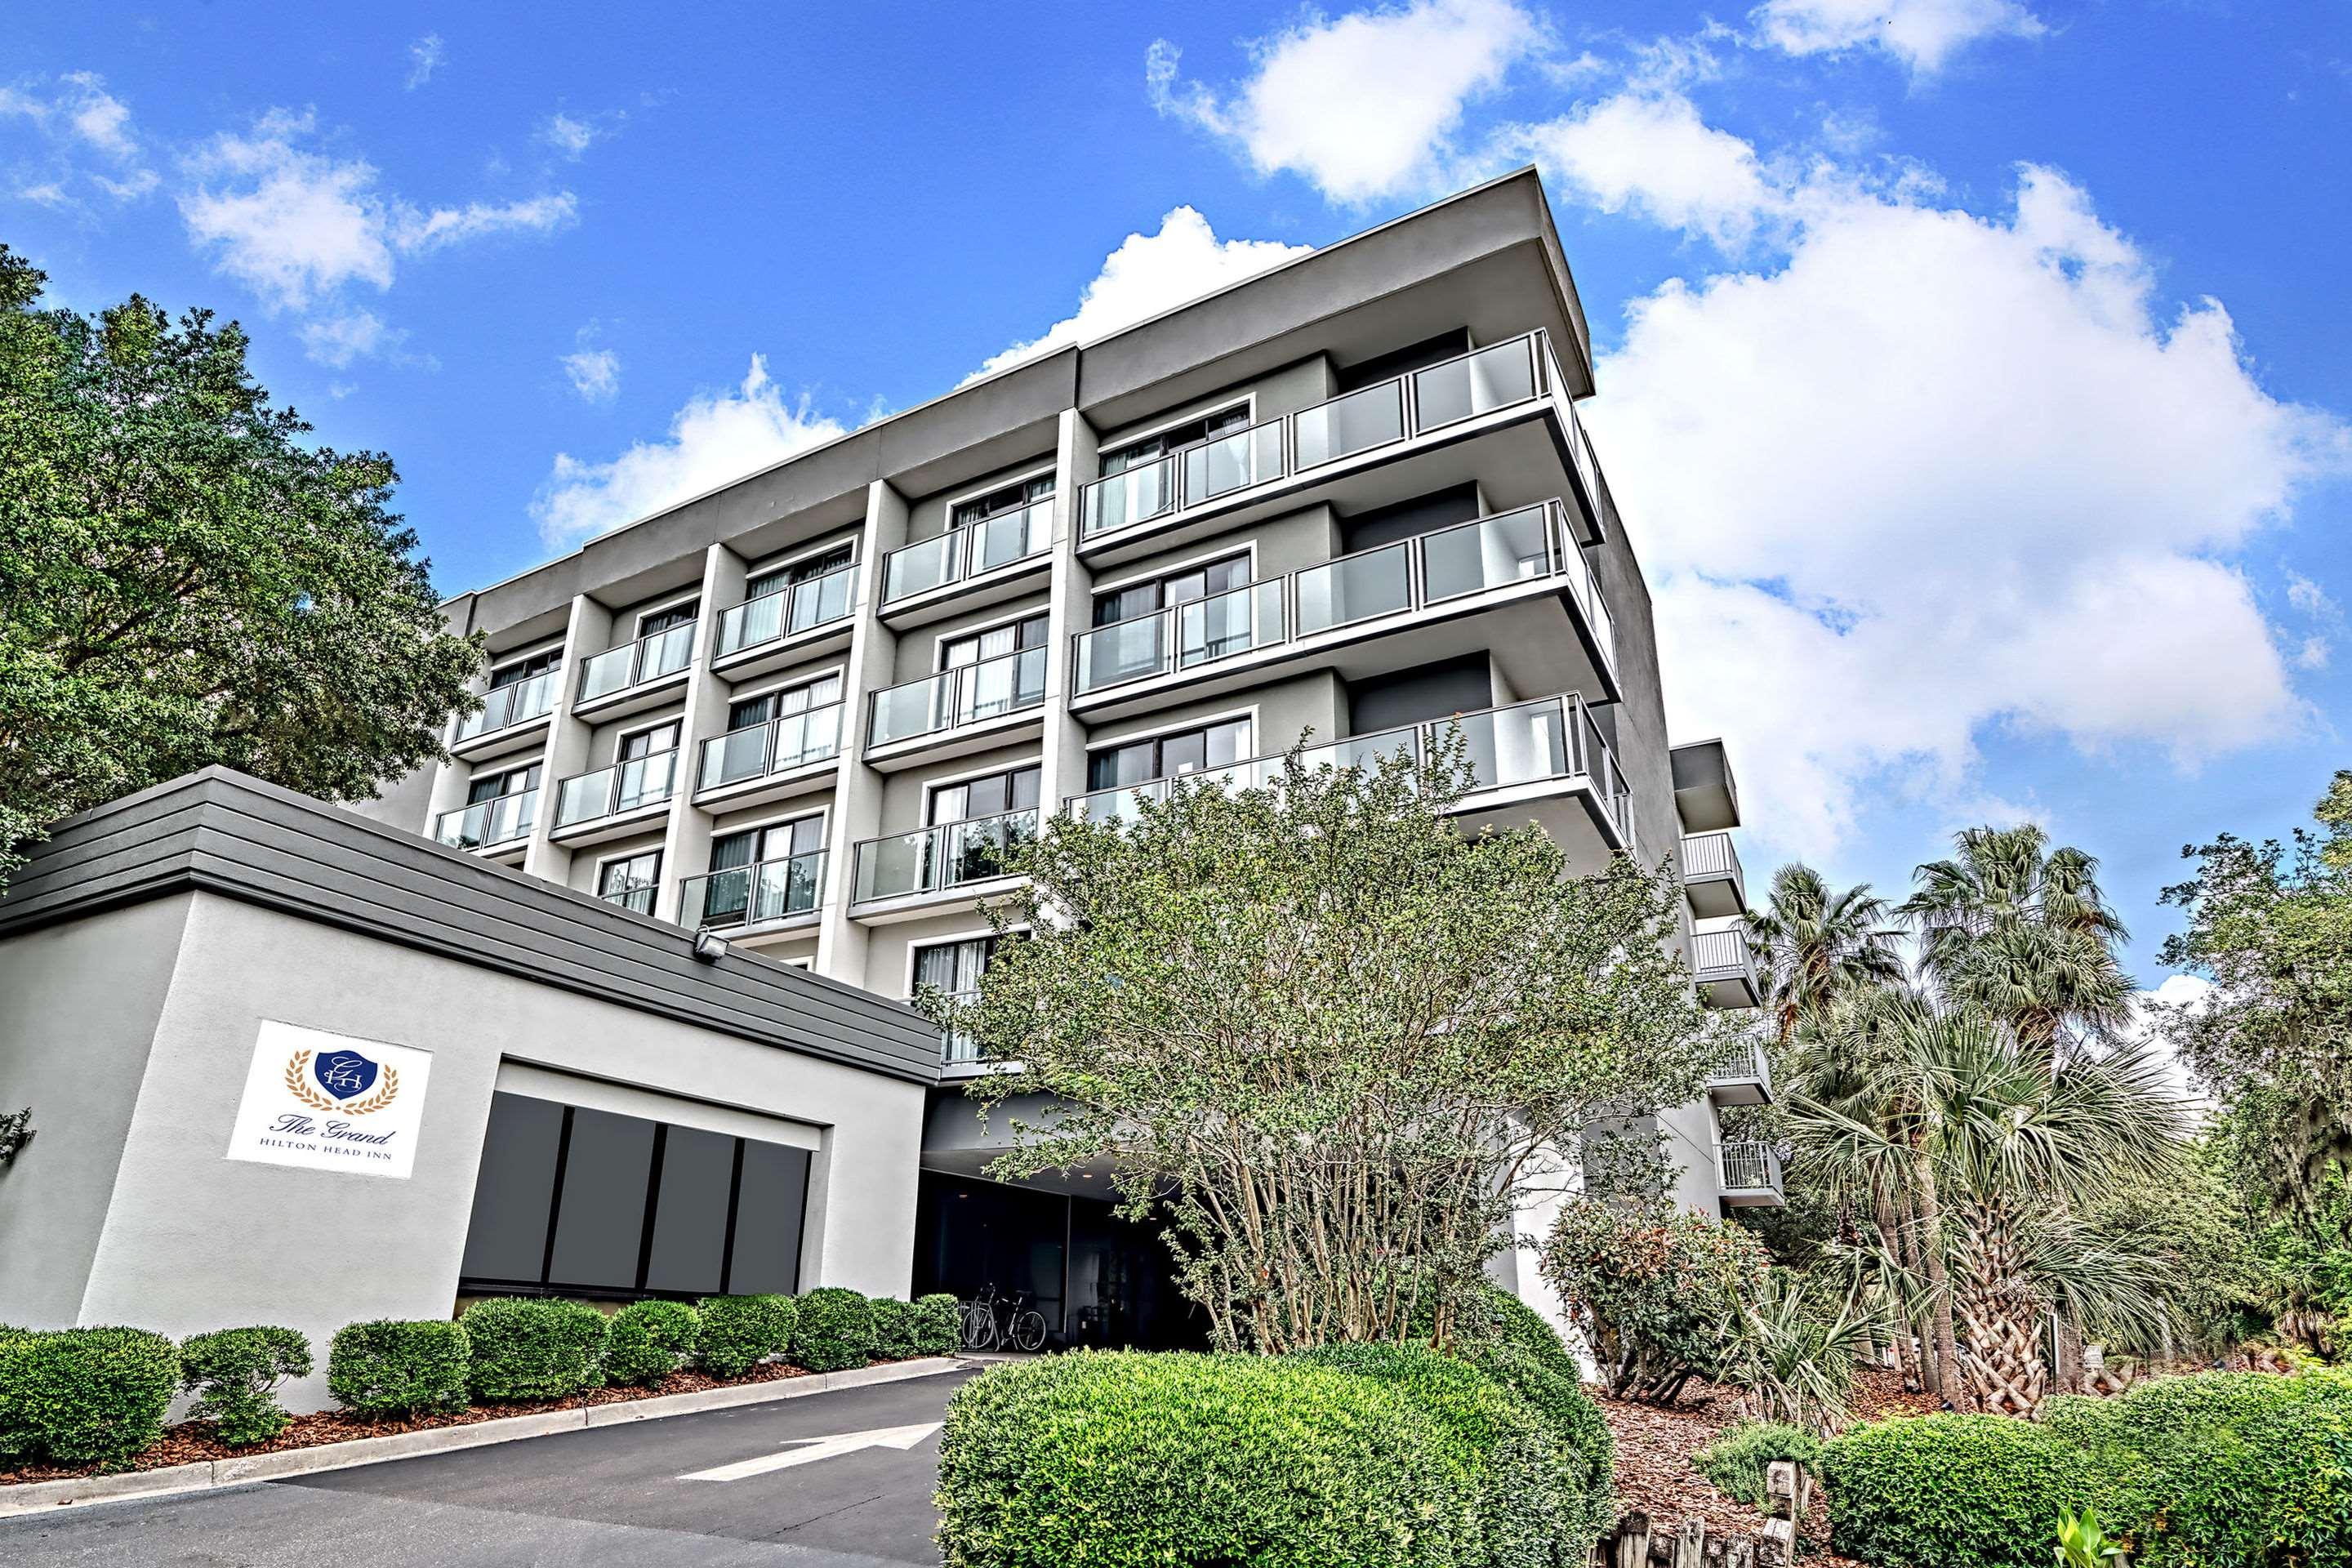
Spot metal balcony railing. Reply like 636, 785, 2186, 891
577, 622, 697, 705
554, 749, 679, 829
1705, 1034, 1772, 1094
697, 702, 844, 792
456, 670, 558, 742
715, 563, 858, 658
433, 789, 538, 852
1682, 830, 1740, 880
880, 501, 1052, 606
866, 646, 1048, 749
852, 808, 1037, 904
1719, 1140, 1783, 1196
679, 850, 827, 930
1690, 923, 1757, 980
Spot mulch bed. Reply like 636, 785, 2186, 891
0, 1356, 938, 1487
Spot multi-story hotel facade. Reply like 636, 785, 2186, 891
354, 167, 1775, 1346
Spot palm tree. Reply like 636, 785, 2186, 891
1748, 864, 1904, 1045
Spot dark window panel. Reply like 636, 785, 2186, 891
726, 1140, 812, 1294
644, 1125, 737, 1294
460, 1094, 566, 1283
547, 1107, 657, 1290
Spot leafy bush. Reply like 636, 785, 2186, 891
911, 1293, 962, 1356
603, 1300, 701, 1388
791, 1287, 876, 1373
1542, 1196, 1769, 1402
327, 1319, 470, 1417
867, 1297, 917, 1359
936, 1350, 1477, 1567
1691, 1419, 1822, 1511
178, 1326, 312, 1446
459, 1298, 608, 1401
694, 1294, 797, 1378
1445, 1285, 1615, 1542
0, 1327, 180, 1465
1822, 1414, 2093, 1568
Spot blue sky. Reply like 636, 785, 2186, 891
5, 0, 2348, 995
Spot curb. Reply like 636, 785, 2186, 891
0, 1356, 969, 1519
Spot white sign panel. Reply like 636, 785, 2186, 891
224, 1020, 434, 1180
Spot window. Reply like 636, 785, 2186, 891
458, 1092, 812, 1299
1092, 555, 1250, 628
727, 673, 841, 733
712, 814, 824, 874
598, 852, 661, 915
638, 600, 699, 636
917, 937, 1001, 1066
1099, 405, 1249, 476
488, 648, 560, 689
939, 612, 1048, 672
1087, 719, 1253, 791
746, 545, 853, 602
951, 474, 1054, 528
468, 763, 539, 804
930, 765, 1040, 826
619, 722, 679, 762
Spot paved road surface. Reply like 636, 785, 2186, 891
0, 1365, 982, 1567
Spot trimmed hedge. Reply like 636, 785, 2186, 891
911, 1294, 961, 1356
604, 1300, 702, 1388
327, 1319, 470, 1417
179, 1326, 312, 1446
695, 1294, 796, 1379
936, 1350, 1477, 1568
792, 1287, 876, 1373
1692, 1419, 1822, 1510
0, 1327, 180, 1466
460, 1298, 608, 1402
868, 1297, 918, 1360
1822, 1414, 2094, 1568
1450, 1287, 1615, 1543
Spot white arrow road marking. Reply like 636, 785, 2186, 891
677, 1422, 943, 1482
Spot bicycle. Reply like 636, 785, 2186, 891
960, 1284, 1048, 1352
1001, 1290, 1047, 1353
960, 1288, 1001, 1352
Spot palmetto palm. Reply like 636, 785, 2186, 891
1748, 863, 1904, 1045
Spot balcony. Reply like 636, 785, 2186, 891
1704, 1031, 1773, 1107
1672, 738, 1740, 833
1067, 500, 1617, 719
1076, 332, 1612, 565
712, 562, 859, 678
1691, 920, 1762, 1009
880, 501, 1052, 623
679, 850, 827, 933
865, 646, 1048, 764
1718, 1140, 1786, 1209
1682, 831, 1747, 920
550, 750, 678, 843
851, 808, 1036, 915
693, 702, 844, 808
1068, 693, 1633, 862
433, 789, 537, 855
576, 621, 697, 718
453, 670, 559, 753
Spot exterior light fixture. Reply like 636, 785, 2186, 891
693, 930, 730, 963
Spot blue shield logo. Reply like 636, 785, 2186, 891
313, 1049, 381, 1102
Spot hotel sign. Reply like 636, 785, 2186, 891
224, 1020, 434, 1180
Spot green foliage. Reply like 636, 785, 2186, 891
791, 1287, 876, 1373
693, 1294, 796, 1379
1690, 1420, 1823, 1511
0, 1106, 32, 1167
1822, 1414, 2094, 1568
177, 1325, 311, 1446
1542, 1195, 1770, 1402
934, 1350, 1477, 1568
327, 1319, 470, 1417
1439, 1284, 1614, 1537
0, 1326, 179, 1466
867, 1297, 917, 1359
950, 738, 1720, 1352
458, 1298, 608, 1402
2054, 1509, 2126, 1568
1717, 1267, 1890, 1435
911, 1293, 962, 1356
0, 244, 483, 885
602, 1300, 701, 1388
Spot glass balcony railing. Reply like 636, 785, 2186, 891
1066, 693, 1631, 847
554, 750, 679, 829
456, 670, 559, 742
866, 645, 1048, 749
852, 808, 1037, 904
880, 501, 1051, 605
578, 622, 697, 705
715, 563, 858, 658
679, 850, 827, 930
1078, 331, 1562, 539
433, 789, 538, 851
697, 702, 844, 792
1070, 501, 1591, 696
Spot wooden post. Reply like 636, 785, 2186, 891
1671, 1516, 1706, 1568
1617, 1512, 1651, 1568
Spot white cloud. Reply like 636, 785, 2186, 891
1508, 91, 1786, 248
562, 325, 621, 402
16, 181, 69, 207
1751, 0, 2045, 74
407, 34, 445, 90
392, 193, 577, 252
91, 167, 159, 200
532, 356, 847, 548
299, 309, 399, 368
1147, 0, 1543, 204
2130, 973, 2216, 1110
972, 206, 1312, 381
56, 70, 137, 158
538, 113, 599, 160
0, 70, 157, 200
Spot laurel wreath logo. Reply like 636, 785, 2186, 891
283, 1049, 400, 1116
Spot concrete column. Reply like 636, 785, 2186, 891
1037, 408, 1099, 813
656, 545, 745, 923
523, 594, 612, 884
813, 480, 904, 988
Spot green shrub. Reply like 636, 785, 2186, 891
459, 1298, 608, 1402
0, 1327, 180, 1466
1444, 1288, 1614, 1542
868, 1297, 917, 1359
1692, 1419, 1822, 1511
791, 1287, 876, 1373
603, 1300, 701, 1388
911, 1293, 961, 1356
936, 1350, 1477, 1568
327, 1319, 470, 1417
178, 1326, 311, 1446
1822, 1414, 2093, 1568
694, 1294, 796, 1379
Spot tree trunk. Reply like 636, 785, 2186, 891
1895, 1186, 1939, 1396
1909, 1144, 1966, 1408
1953, 1198, 2047, 1415
1872, 1181, 1921, 1393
